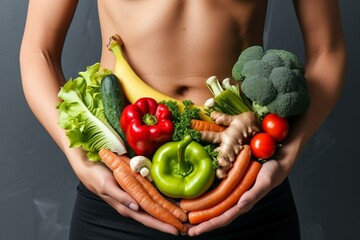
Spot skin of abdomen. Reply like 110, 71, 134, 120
97, 0, 267, 104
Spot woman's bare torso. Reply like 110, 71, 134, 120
98, 0, 268, 105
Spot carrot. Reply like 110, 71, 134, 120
114, 167, 187, 233
101, 150, 187, 222
99, 149, 187, 221
188, 160, 261, 224
190, 119, 226, 132
134, 172, 188, 222
180, 145, 251, 212
99, 149, 187, 233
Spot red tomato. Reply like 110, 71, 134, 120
261, 114, 289, 142
250, 133, 276, 159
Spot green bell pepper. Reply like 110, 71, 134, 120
151, 135, 215, 199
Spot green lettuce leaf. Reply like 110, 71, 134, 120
57, 63, 126, 161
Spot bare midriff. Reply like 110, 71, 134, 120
97, 0, 268, 105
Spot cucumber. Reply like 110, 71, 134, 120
100, 74, 136, 157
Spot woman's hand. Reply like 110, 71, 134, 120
75, 156, 181, 235
187, 157, 290, 237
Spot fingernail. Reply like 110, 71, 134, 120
129, 203, 138, 211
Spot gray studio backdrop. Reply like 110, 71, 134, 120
1, 1, 359, 240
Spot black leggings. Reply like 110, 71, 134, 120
69, 178, 300, 240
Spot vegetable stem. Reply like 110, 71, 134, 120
216, 89, 252, 115
206, 76, 224, 97
176, 135, 193, 176
143, 113, 157, 125
205, 76, 253, 116
221, 78, 240, 96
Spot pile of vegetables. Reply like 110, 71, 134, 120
57, 45, 310, 230
203, 45, 311, 163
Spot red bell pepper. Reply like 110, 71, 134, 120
120, 97, 174, 156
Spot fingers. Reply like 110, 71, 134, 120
81, 163, 140, 211
129, 210, 180, 236
99, 181, 180, 236
187, 205, 240, 236
188, 161, 280, 236
99, 179, 139, 212
237, 177, 271, 213
82, 162, 182, 235
104, 195, 180, 235
187, 174, 273, 237
237, 160, 285, 213
106, 196, 180, 235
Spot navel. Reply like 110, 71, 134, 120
175, 86, 189, 96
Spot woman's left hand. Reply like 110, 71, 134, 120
187, 159, 289, 237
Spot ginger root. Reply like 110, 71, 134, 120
200, 111, 259, 178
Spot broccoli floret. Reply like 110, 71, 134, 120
265, 49, 305, 74
267, 91, 311, 117
261, 51, 284, 68
241, 60, 272, 79
241, 76, 277, 106
232, 46, 264, 81
270, 67, 299, 93
232, 46, 311, 118
292, 69, 307, 88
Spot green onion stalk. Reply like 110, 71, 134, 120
205, 76, 253, 116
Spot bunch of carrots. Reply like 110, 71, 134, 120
99, 144, 261, 228
98, 114, 263, 230
99, 149, 188, 233
180, 145, 261, 224
184, 119, 262, 224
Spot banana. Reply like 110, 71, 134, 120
108, 34, 212, 122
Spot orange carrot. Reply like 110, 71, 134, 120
180, 145, 251, 212
134, 172, 188, 222
99, 149, 187, 233
188, 160, 261, 224
99, 150, 187, 222
190, 119, 226, 132
114, 167, 187, 233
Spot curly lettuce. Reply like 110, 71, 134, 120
57, 63, 126, 161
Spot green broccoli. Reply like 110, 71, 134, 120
205, 46, 310, 120
232, 46, 265, 81
231, 46, 311, 118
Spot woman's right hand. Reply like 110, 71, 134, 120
72, 150, 181, 236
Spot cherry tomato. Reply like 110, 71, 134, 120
250, 132, 276, 159
261, 114, 289, 142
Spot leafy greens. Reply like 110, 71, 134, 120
57, 63, 126, 161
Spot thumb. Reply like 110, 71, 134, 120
237, 177, 272, 213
